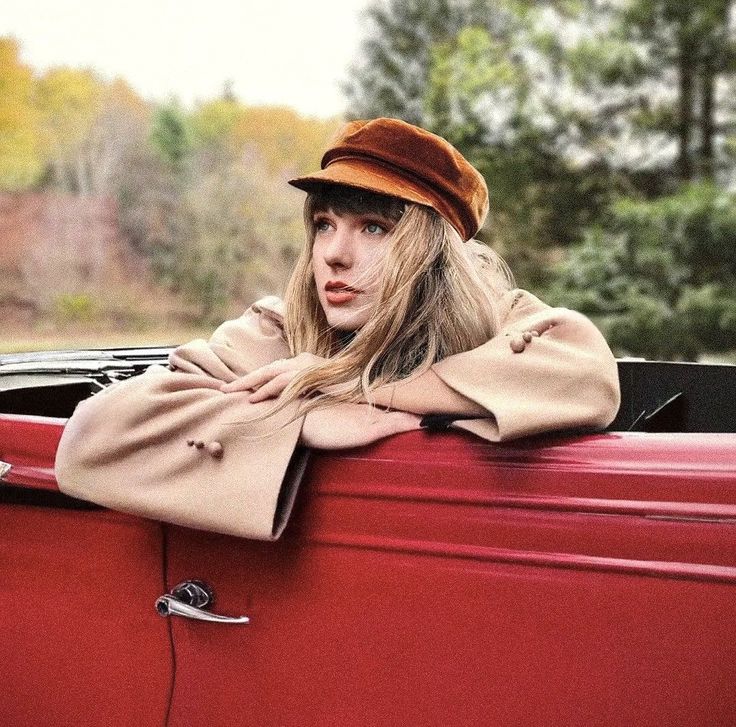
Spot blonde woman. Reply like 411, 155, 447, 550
55, 118, 621, 540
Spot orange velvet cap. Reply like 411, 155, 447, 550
288, 118, 489, 241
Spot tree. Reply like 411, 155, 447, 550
423, 20, 614, 286
624, 0, 736, 181
0, 37, 43, 190
190, 99, 340, 176
547, 183, 736, 359
343, 0, 515, 124
39, 76, 149, 195
539, 1, 736, 358
232, 106, 340, 176
556, 0, 736, 187
119, 100, 323, 323
150, 101, 192, 168
35, 67, 104, 191
189, 97, 242, 149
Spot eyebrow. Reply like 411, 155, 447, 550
312, 210, 395, 224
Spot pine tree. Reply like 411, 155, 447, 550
343, 0, 520, 125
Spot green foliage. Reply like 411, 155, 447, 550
150, 102, 192, 167
53, 293, 98, 323
343, 0, 519, 124
612, 184, 736, 281
566, 37, 647, 88
426, 25, 523, 146
424, 19, 615, 284
549, 183, 736, 359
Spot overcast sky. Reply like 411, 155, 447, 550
1, 0, 374, 118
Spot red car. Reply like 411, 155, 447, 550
2, 348, 735, 726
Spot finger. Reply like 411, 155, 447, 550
221, 361, 285, 392
220, 377, 255, 393
247, 372, 295, 402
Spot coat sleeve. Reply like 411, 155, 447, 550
54, 298, 307, 540
167, 295, 290, 379
429, 288, 621, 442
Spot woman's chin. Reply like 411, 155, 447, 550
323, 306, 369, 332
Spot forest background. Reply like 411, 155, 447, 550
2, 0, 736, 361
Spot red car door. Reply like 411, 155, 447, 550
160, 429, 736, 727
0, 414, 172, 727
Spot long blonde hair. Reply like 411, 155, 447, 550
264, 184, 515, 419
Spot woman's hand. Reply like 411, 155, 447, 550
219, 353, 326, 402
300, 402, 422, 449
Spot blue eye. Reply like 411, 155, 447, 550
365, 222, 386, 235
314, 219, 331, 233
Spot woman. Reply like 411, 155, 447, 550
55, 118, 620, 540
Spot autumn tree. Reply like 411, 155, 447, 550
0, 37, 43, 190
35, 67, 103, 191
232, 106, 339, 176
121, 97, 335, 322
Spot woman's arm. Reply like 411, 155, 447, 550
55, 298, 421, 539
168, 296, 290, 380
368, 369, 488, 416
370, 289, 620, 442
211, 291, 620, 443
54, 364, 307, 540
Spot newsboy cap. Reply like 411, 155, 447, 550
288, 118, 489, 241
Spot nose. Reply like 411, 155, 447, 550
322, 225, 353, 269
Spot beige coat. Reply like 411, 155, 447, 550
54, 289, 621, 540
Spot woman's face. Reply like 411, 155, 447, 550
311, 207, 397, 331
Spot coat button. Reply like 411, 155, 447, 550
206, 441, 224, 459
509, 336, 526, 353
522, 331, 533, 343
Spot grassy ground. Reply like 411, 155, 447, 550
1, 326, 214, 354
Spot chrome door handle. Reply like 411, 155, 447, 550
155, 580, 250, 624
0, 460, 11, 481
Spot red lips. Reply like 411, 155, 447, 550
325, 280, 360, 305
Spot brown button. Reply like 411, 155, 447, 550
522, 331, 533, 343
509, 336, 526, 353
206, 441, 224, 459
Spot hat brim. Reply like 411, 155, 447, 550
288, 158, 437, 211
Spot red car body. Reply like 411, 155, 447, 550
1, 350, 735, 726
